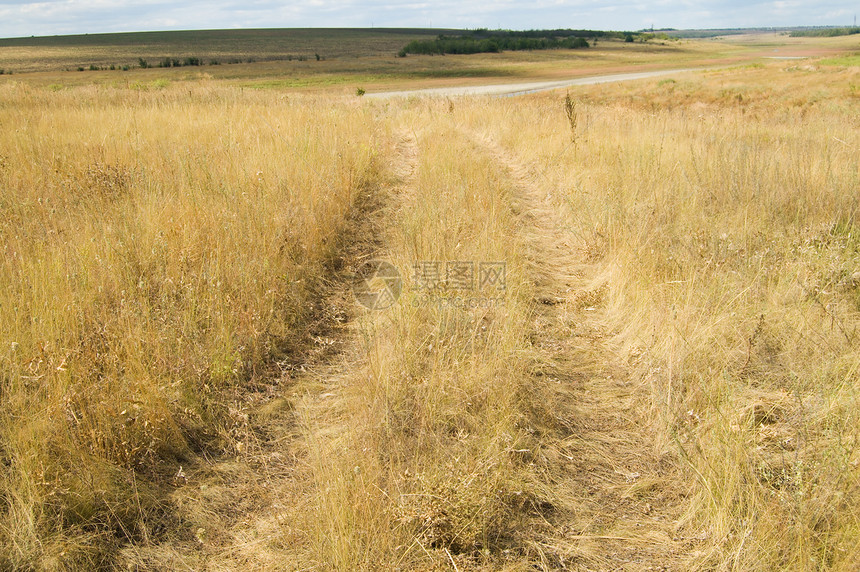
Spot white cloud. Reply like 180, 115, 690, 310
0, 0, 857, 38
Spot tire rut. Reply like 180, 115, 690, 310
465, 131, 693, 570
118, 136, 398, 571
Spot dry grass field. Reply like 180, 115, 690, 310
0, 31, 858, 570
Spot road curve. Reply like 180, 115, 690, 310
366, 67, 701, 99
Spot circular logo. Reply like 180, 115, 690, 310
353, 260, 402, 310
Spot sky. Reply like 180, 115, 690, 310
0, 0, 857, 39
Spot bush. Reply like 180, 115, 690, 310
356, 87, 366, 97
138, 58, 149, 69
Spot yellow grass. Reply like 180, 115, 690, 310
1, 48, 858, 571
0, 83, 376, 567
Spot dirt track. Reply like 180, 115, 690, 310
366, 67, 703, 98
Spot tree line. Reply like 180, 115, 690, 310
398, 30, 601, 56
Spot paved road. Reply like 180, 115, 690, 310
366, 67, 701, 99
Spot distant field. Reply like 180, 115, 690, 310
0, 28, 449, 73
1, 28, 857, 95
0, 28, 759, 93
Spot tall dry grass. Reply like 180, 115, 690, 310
2, 58, 859, 571
0, 82, 376, 567
457, 62, 860, 569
